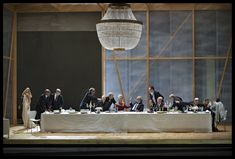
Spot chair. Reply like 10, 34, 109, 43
29, 111, 40, 133
220, 110, 227, 131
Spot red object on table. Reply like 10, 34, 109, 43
115, 102, 130, 111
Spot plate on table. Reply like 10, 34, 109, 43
186, 111, 194, 114
53, 110, 60, 114
44, 111, 53, 114
80, 109, 89, 114
197, 111, 205, 114
67, 109, 76, 114
68, 111, 77, 114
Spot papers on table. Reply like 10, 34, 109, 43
44, 111, 52, 114
186, 111, 194, 114
45, 110, 209, 115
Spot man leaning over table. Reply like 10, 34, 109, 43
80, 87, 98, 111
35, 89, 53, 120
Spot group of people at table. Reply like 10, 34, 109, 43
21, 86, 225, 131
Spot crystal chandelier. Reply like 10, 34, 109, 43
96, 3, 143, 51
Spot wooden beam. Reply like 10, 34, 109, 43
157, 12, 192, 56
126, 8, 150, 99
145, 3, 150, 10
12, 12, 18, 125
3, 56, 14, 61
146, 8, 150, 106
194, 3, 231, 10
3, 4, 16, 12
106, 56, 232, 60
217, 39, 232, 98
4, 3, 231, 13
97, 3, 105, 11
107, 57, 146, 60
14, 4, 102, 12
4, 12, 15, 118
192, 8, 195, 99
148, 3, 231, 10
195, 57, 232, 60
112, 50, 126, 104
126, 7, 150, 104
101, 11, 106, 96
130, 3, 150, 11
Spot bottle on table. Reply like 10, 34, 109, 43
115, 105, 118, 113
89, 101, 92, 112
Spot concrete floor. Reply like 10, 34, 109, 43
3, 124, 232, 144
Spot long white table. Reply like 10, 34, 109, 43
40, 111, 212, 133
3, 118, 10, 138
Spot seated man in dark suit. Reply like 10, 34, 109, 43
35, 89, 53, 119
148, 86, 164, 107
79, 87, 98, 111
104, 92, 116, 111
169, 94, 184, 111
168, 94, 194, 111
130, 96, 144, 112
95, 95, 108, 111
156, 96, 165, 111
189, 97, 205, 110
51, 88, 64, 110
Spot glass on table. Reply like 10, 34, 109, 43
174, 106, 178, 111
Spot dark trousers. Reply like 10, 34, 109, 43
211, 111, 216, 130
35, 111, 43, 120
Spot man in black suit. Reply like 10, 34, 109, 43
80, 87, 98, 111
130, 96, 144, 112
96, 95, 108, 111
51, 88, 64, 110
189, 97, 205, 108
168, 94, 191, 111
148, 86, 164, 106
104, 92, 116, 111
169, 94, 183, 111
35, 89, 53, 119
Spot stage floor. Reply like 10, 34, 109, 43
3, 124, 232, 144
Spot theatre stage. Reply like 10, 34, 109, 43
3, 124, 231, 144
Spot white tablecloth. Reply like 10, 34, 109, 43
3, 118, 10, 138
40, 112, 212, 133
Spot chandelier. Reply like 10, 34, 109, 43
96, 3, 143, 51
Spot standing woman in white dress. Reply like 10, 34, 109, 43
22, 87, 33, 128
